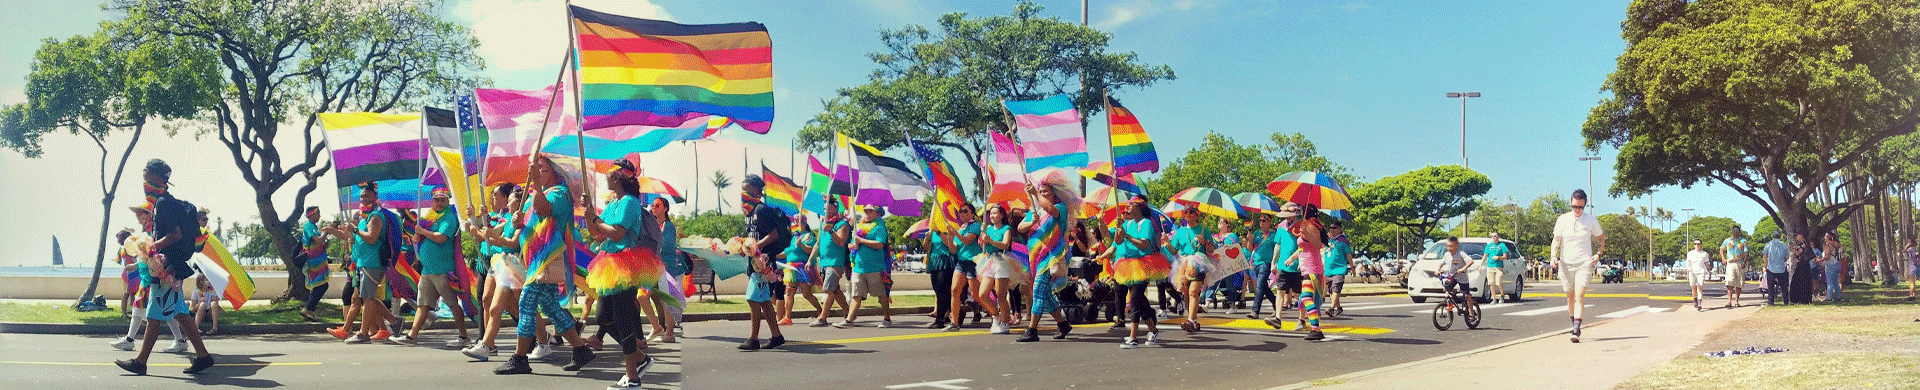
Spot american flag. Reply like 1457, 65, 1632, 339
908, 138, 964, 232
454, 93, 487, 177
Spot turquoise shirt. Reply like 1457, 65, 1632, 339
926, 230, 954, 271
1484, 241, 1510, 269
814, 220, 849, 268
1113, 219, 1156, 258
1273, 228, 1300, 273
1171, 225, 1211, 256
956, 222, 983, 262
982, 225, 1011, 254
595, 196, 645, 253
1325, 239, 1352, 275
351, 212, 384, 269
1252, 229, 1278, 267
852, 220, 889, 274
783, 231, 813, 265
417, 208, 461, 275
659, 219, 685, 275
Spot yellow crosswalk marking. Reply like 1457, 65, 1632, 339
1157, 318, 1396, 335
0, 361, 320, 367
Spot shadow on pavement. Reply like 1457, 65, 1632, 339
1581, 336, 1649, 343
694, 335, 878, 355
1365, 337, 1443, 345
120, 353, 286, 388
1339, 314, 1413, 319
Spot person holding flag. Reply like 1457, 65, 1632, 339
580, 159, 665, 389
1111, 196, 1170, 349
488, 156, 595, 374
1014, 174, 1080, 342
394, 188, 472, 347
114, 159, 216, 375
809, 198, 854, 328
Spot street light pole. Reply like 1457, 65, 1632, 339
1578, 156, 1601, 209
1448, 92, 1481, 235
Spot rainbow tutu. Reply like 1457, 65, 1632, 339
587, 248, 664, 297
1113, 252, 1173, 286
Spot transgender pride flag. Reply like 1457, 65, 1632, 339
1003, 94, 1088, 175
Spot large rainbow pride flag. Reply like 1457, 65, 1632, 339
1105, 96, 1160, 175
571, 5, 774, 135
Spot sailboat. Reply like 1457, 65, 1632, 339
50, 236, 63, 268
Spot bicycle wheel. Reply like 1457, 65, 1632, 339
1431, 303, 1453, 331
1464, 301, 1482, 329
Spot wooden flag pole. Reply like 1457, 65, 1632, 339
1103, 91, 1120, 213
521, 45, 575, 210
564, 2, 596, 214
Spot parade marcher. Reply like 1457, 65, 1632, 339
491, 156, 595, 374
299, 207, 331, 322
738, 174, 790, 350
810, 198, 853, 327
1722, 227, 1747, 308
976, 203, 1018, 334
109, 210, 187, 353
580, 159, 664, 388
1246, 214, 1280, 319
465, 184, 547, 361
1286, 204, 1329, 341
1015, 177, 1079, 342
1549, 189, 1605, 343
923, 215, 957, 330
781, 218, 823, 326
843, 206, 894, 328
1210, 218, 1243, 314
115, 159, 216, 375
341, 182, 401, 344
1112, 196, 1171, 349
1483, 231, 1511, 304
944, 203, 983, 331
1267, 203, 1305, 329
650, 198, 684, 342
395, 188, 471, 347
1169, 206, 1214, 333
1324, 221, 1352, 317
1687, 239, 1710, 311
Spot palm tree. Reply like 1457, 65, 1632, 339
710, 171, 733, 213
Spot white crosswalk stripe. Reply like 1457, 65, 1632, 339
1598, 305, 1651, 318
1502, 304, 1593, 316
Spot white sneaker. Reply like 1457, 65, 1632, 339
607, 375, 641, 390
460, 343, 496, 361
344, 334, 370, 344
808, 318, 829, 327
1292, 321, 1306, 331
164, 341, 189, 353
1145, 332, 1160, 347
832, 321, 853, 329
877, 319, 893, 328
109, 337, 135, 351
942, 323, 961, 332
391, 334, 415, 345
529, 343, 555, 360
1226, 308, 1238, 315
1120, 337, 1139, 349
989, 320, 1009, 334
445, 337, 470, 349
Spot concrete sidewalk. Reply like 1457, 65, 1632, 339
1283, 302, 1763, 390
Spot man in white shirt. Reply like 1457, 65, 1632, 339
1550, 190, 1604, 343
1686, 239, 1710, 311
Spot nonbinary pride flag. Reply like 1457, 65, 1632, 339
1003, 94, 1088, 173
847, 136, 929, 216
571, 5, 774, 134
321, 112, 429, 209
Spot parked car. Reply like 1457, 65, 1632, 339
1406, 238, 1526, 303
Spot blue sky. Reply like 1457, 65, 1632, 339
0, 0, 1770, 267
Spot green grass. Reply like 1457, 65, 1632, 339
1619, 299, 1920, 390
0, 300, 340, 325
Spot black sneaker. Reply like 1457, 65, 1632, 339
737, 339, 760, 351
1015, 328, 1040, 342
493, 355, 533, 375
183, 354, 215, 374
1054, 321, 1072, 339
1304, 330, 1325, 341
563, 346, 596, 371
114, 359, 147, 376
925, 320, 948, 329
765, 335, 785, 349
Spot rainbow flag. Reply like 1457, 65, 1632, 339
760, 164, 804, 216
1004, 94, 1088, 174
321, 112, 432, 209
190, 231, 254, 310
988, 131, 1028, 207
570, 5, 774, 134
475, 83, 573, 187
1105, 96, 1160, 175
908, 138, 963, 232
803, 155, 831, 216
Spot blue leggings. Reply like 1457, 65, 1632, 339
517, 283, 576, 338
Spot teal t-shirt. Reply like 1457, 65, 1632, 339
956, 222, 983, 262
1114, 219, 1156, 258
417, 209, 461, 275
814, 220, 849, 268
926, 230, 954, 271
478, 212, 507, 257
659, 219, 685, 275
1252, 229, 1278, 267
1484, 241, 1510, 269
783, 231, 813, 265
1274, 228, 1300, 273
351, 213, 384, 269
982, 225, 1010, 254
595, 196, 645, 253
1325, 239, 1352, 275
852, 220, 889, 274
1171, 225, 1211, 256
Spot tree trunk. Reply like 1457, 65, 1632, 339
78, 200, 115, 308
76, 123, 144, 308
1781, 204, 1816, 304
262, 204, 307, 302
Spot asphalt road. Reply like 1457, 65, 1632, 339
683, 281, 1680, 390
0, 327, 681, 389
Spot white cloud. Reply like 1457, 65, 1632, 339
458, 0, 673, 72
1096, 0, 1204, 30
0, 88, 22, 105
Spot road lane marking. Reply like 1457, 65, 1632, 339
1340, 303, 1431, 311
791, 331, 991, 345
1201, 327, 1352, 340
1167, 318, 1394, 334
1598, 305, 1651, 318
1, 361, 321, 367
1518, 292, 1693, 301
1502, 304, 1592, 316
887, 378, 974, 389
1648, 307, 1671, 313
1408, 302, 1524, 313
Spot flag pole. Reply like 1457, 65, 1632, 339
1104, 91, 1119, 214
565, 2, 594, 212
1000, 102, 1040, 209
524, 46, 575, 195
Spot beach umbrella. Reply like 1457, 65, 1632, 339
1267, 171, 1353, 210
905, 219, 932, 239
1083, 186, 1137, 206
1234, 192, 1282, 215
636, 176, 686, 203
1171, 187, 1243, 220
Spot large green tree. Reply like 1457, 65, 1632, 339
794, 0, 1175, 198
1352, 165, 1491, 238
1582, 0, 1920, 301
1, 25, 219, 307
110, 0, 485, 300
1596, 213, 1653, 265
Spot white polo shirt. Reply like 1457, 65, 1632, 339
1552, 211, 1604, 266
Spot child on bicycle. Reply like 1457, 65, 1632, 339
1438, 237, 1478, 304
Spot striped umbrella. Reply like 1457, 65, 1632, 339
1080, 162, 1146, 195
905, 219, 932, 239
1267, 171, 1353, 210
636, 176, 686, 203
1171, 187, 1244, 220
1327, 209, 1353, 220
1234, 192, 1282, 215
1083, 186, 1137, 206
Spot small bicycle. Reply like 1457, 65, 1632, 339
1431, 274, 1482, 331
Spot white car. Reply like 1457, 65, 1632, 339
1406, 238, 1526, 303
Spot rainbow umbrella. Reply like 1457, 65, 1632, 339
1082, 186, 1137, 206
905, 219, 932, 239
1327, 209, 1353, 220
1267, 171, 1353, 210
637, 176, 686, 203
1234, 192, 1282, 215
1171, 187, 1243, 220
1080, 162, 1146, 195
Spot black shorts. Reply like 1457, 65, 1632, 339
769, 280, 786, 298
1279, 271, 1304, 294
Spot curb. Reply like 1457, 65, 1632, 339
1264, 310, 1649, 390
